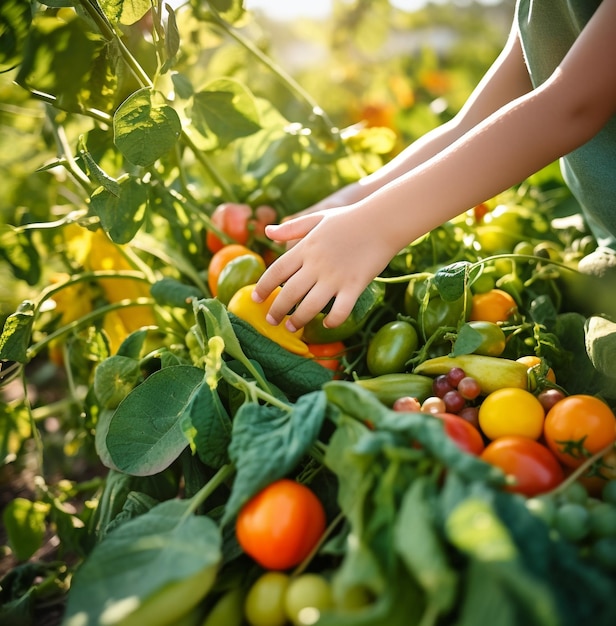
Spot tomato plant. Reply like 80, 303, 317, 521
480, 436, 565, 497
543, 395, 616, 468
235, 479, 326, 570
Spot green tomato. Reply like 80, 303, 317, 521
588, 502, 616, 538
244, 572, 290, 626
404, 275, 470, 340
217, 254, 266, 306
284, 574, 333, 626
366, 320, 419, 376
202, 588, 244, 626
554, 503, 590, 543
590, 537, 616, 572
465, 320, 506, 357
303, 281, 385, 343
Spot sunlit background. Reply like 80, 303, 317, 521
243, 0, 504, 20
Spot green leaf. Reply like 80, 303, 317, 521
190, 78, 261, 150
0, 401, 31, 465
451, 323, 483, 357
164, 4, 180, 63
206, 0, 246, 25
105, 365, 204, 476
151, 278, 203, 309
16, 14, 104, 112
188, 383, 231, 469
0, 224, 40, 286
62, 499, 221, 626
3, 498, 50, 561
224, 391, 327, 523
585, 315, 616, 381
89, 175, 148, 243
0, 301, 35, 363
0, 0, 32, 72
100, 0, 152, 26
434, 261, 477, 302
230, 314, 334, 398
395, 477, 457, 613
93, 355, 142, 410
79, 138, 120, 196
114, 88, 182, 167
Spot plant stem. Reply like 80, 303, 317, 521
183, 463, 236, 518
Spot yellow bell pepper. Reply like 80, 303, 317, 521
227, 284, 310, 356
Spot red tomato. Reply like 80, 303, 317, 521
235, 479, 326, 571
305, 341, 346, 373
480, 436, 564, 497
435, 413, 485, 456
206, 203, 277, 253
543, 395, 616, 468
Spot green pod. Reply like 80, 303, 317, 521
355, 373, 434, 407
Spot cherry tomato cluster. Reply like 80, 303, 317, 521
391, 361, 616, 500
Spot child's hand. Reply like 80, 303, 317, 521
252, 206, 395, 332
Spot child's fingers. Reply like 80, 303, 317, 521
264, 213, 323, 243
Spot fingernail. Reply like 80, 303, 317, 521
285, 320, 297, 333
251, 290, 264, 303
266, 314, 277, 325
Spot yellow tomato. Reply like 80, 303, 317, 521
478, 387, 546, 441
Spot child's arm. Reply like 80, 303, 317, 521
294, 20, 533, 215
255, 0, 616, 332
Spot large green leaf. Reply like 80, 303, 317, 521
224, 390, 327, 522
62, 499, 221, 626
105, 365, 204, 475
0, 301, 35, 363
0, 224, 40, 286
89, 175, 148, 244
190, 78, 261, 150
16, 14, 104, 111
100, 0, 152, 26
0, 0, 32, 72
114, 88, 182, 167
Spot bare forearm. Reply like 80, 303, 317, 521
368, 75, 614, 254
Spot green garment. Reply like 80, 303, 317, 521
516, 0, 616, 249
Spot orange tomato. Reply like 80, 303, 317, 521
236, 479, 326, 571
470, 289, 517, 324
305, 341, 346, 373
207, 244, 262, 296
480, 436, 564, 497
516, 355, 556, 384
543, 395, 616, 468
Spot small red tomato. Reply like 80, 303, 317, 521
481, 436, 564, 497
236, 479, 326, 571
305, 341, 346, 373
435, 413, 485, 456
206, 203, 253, 253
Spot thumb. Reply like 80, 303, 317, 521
265, 213, 323, 243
